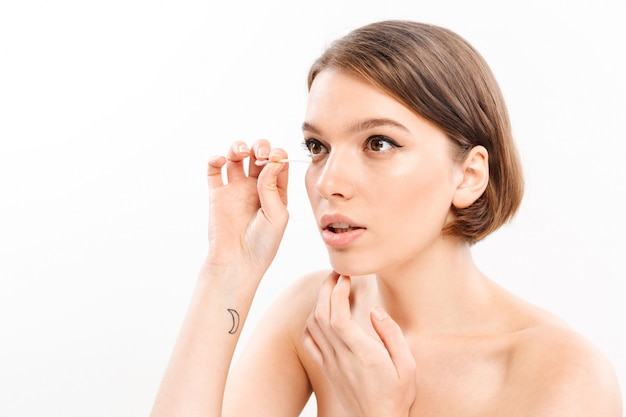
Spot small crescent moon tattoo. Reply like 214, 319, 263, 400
227, 308, 240, 334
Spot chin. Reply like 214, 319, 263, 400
328, 254, 379, 277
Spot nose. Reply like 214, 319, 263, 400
313, 150, 355, 200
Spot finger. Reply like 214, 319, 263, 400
256, 148, 290, 223
302, 322, 324, 366
274, 148, 289, 206
314, 272, 339, 325
305, 273, 340, 362
225, 141, 250, 182
328, 275, 356, 345
370, 306, 416, 377
207, 155, 226, 189
248, 139, 271, 178
305, 311, 333, 364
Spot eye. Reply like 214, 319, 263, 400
365, 135, 401, 152
303, 139, 329, 156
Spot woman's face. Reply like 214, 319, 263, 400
303, 69, 463, 276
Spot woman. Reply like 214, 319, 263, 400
151, 20, 622, 416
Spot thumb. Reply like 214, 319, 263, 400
371, 306, 415, 375
256, 157, 289, 224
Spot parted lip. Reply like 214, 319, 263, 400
320, 213, 366, 231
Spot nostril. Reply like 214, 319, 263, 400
313, 155, 355, 200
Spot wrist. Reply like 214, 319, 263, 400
198, 257, 264, 290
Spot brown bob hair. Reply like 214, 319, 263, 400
307, 20, 524, 243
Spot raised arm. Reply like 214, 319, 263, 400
150, 140, 290, 417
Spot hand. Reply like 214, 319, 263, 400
303, 273, 417, 417
204, 139, 289, 277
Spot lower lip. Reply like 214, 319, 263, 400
321, 228, 366, 247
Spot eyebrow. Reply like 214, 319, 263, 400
302, 118, 410, 136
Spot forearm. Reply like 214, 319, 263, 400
150, 265, 262, 417
150, 141, 289, 416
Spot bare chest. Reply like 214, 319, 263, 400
304, 336, 512, 417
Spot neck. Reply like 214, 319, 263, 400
373, 237, 494, 337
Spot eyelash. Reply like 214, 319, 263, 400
364, 135, 403, 153
301, 138, 328, 156
302, 136, 403, 157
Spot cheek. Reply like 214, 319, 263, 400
382, 163, 457, 226
304, 168, 319, 205
304, 168, 313, 192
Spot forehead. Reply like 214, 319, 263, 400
307, 69, 389, 108
303, 69, 447, 141
305, 70, 415, 126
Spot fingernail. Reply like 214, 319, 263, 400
337, 274, 350, 285
269, 149, 283, 162
258, 147, 270, 159
238, 143, 249, 153
372, 306, 389, 321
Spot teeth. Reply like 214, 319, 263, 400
327, 222, 360, 233
330, 223, 351, 229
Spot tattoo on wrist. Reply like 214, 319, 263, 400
227, 308, 240, 334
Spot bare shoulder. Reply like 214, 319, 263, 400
504, 317, 622, 416
259, 269, 331, 334
222, 270, 332, 417
270, 269, 331, 311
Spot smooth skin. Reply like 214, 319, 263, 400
150, 70, 622, 417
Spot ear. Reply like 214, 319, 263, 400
452, 145, 489, 209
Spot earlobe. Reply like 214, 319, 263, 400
452, 146, 489, 209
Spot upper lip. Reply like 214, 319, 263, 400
320, 213, 366, 230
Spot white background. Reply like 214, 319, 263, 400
1, 1, 624, 416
